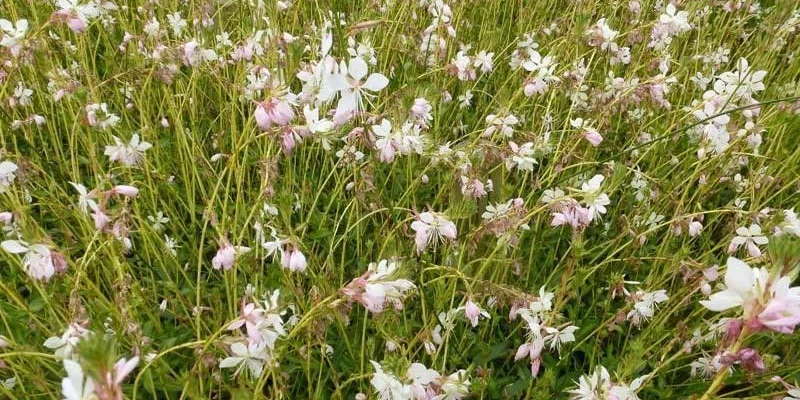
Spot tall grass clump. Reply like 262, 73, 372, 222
2, 0, 800, 399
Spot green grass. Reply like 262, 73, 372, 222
2, 0, 800, 399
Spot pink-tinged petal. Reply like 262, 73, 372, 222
415, 231, 429, 253
439, 222, 457, 240
66, 17, 87, 33
410, 221, 428, 233
725, 257, 755, 296
363, 73, 389, 92
111, 185, 139, 197
746, 242, 762, 258
514, 343, 530, 361
700, 290, 743, 311
227, 319, 245, 330
348, 57, 369, 81
114, 356, 139, 384
255, 104, 271, 129
583, 131, 603, 146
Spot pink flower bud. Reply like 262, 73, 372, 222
281, 248, 307, 272
464, 299, 483, 327
725, 319, 743, 343
91, 208, 111, 231
111, 185, 139, 197
700, 281, 712, 296
51, 251, 68, 274
737, 348, 765, 373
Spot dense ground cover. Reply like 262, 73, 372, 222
2, 0, 800, 399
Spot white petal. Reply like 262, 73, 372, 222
1, 240, 28, 254
700, 290, 743, 311
724, 257, 755, 295
348, 57, 369, 81
363, 73, 389, 92
219, 356, 242, 368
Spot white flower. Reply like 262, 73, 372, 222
61, 359, 96, 400
68, 182, 97, 214
321, 57, 389, 121
0, 19, 28, 55
577, 175, 611, 221
609, 375, 647, 400
219, 341, 271, 379
411, 212, 457, 253
785, 388, 800, 400
728, 224, 768, 257
44, 324, 90, 360
1, 240, 56, 281
0, 157, 19, 193
543, 325, 578, 351
13, 82, 33, 106
85, 103, 120, 130
166, 12, 187, 37
148, 211, 170, 231
700, 257, 768, 313
433, 370, 471, 400
104, 134, 152, 166
164, 235, 179, 256
568, 366, 612, 400
718, 58, 767, 99
627, 290, 668, 326
483, 114, 518, 138
473, 50, 494, 73
303, 105, 333, 134
369, 361, 412, 400
354, 259, 417, 313
505, 141, 537, 172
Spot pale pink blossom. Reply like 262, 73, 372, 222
255, 98, 294, 130
212, 243, 251, 271
463, 299, 490, 327
109, 185, 138, 197
411, 211, 457, 253
280, 247, 307, 273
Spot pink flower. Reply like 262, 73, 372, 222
52, 11, 87, 33
90, 205, 111, 231
0, 211, 12, 224
550, 200, 591, 230
515, 337, 545, 377
212, 243, 251, 271
255, 98, 294, 130
736, 348, 765, 373
341, 259, 416, 314
757, 279, 800, 334
583, 130, 603, 146
51, 250, 68, 274
757, 298, 800, 333
523, 78, 547, 96
280, 247, 307, 273
111, 356, 139, 385
228, 302, 267, 343
463, 299, 490, 327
